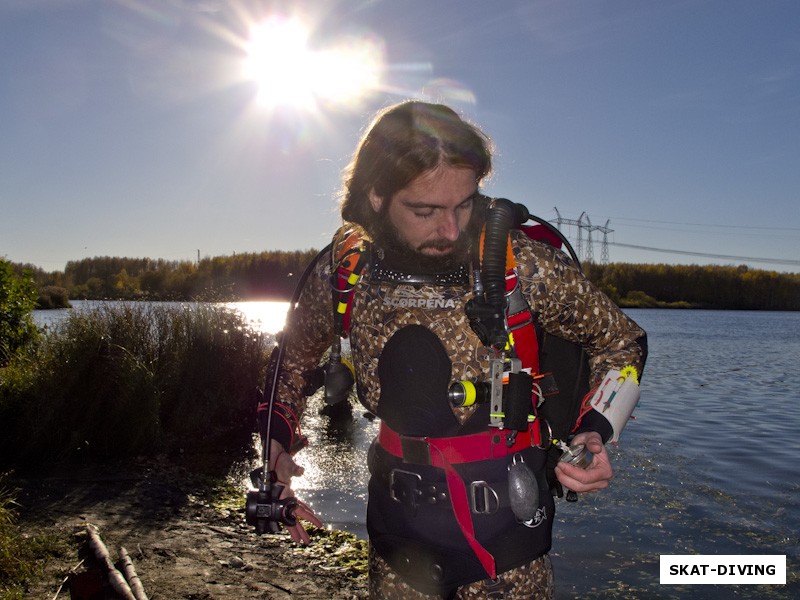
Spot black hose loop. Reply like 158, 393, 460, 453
261, 243, 331, 486
482, 198, 529, 308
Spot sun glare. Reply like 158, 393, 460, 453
243, 16, 383, 110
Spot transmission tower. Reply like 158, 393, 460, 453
597, 219, 612, 264
552, 208, 614, 264
582, 218, 613, 264
584, 215, 595, 262
553, 207, 586, 259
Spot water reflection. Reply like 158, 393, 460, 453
226, 301, 373, 537
33, 299, 292, 335
291, 396, 377, 538
224, 301, 290, 334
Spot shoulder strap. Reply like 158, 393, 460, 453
330, 227, 371, 335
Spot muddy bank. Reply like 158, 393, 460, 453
13, 457, 368, 599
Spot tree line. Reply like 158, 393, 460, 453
585, 262, 800, 311
15, 250, 319, 304
11, 253, 800, 311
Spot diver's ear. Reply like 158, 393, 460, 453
368, 189, 383, 213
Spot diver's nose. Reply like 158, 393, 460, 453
438, 210, 460, 242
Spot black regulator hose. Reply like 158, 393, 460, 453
480, 198, 530, 348
260, 243, 331, 486
482, 198, 530, 307
247, 243, 333, 535
525, 214, 582, 270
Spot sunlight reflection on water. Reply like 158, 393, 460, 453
226, 301, 372, 537
33, 300, 292, 335
224, 301, 290, 335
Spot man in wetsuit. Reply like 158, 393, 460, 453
264, 101, 647, 598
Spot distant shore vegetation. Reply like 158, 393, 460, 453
8, 250, 800, 311
583, 262, 800, 311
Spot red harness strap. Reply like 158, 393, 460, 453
506, 273, 539, 372
502, 236, 540, 373
377, 421, 542, 579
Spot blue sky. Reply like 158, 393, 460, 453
2, 0, 799, 273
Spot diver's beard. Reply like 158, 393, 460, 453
373, 217, 476, 275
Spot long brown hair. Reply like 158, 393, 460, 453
340, 101, 492, 234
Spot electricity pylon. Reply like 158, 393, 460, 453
552, 209, 613, 264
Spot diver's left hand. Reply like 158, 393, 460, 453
554, 431, 613, 493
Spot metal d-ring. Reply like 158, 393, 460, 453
535, 418, 553, 450
329, 272, 359, 293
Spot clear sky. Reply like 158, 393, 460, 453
2, 0, 799, 273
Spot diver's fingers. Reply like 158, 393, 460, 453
294, 501, 323, 529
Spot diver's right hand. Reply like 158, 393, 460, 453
269, 439, 323, 544
270, 439, 304, 480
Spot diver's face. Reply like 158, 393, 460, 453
369, 165, 477, 257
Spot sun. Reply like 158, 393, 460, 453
243, 16, 383, 110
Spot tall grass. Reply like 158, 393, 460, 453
0, 477, 67, 598
0, 303, 270, 470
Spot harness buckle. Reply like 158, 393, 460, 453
469, 480, 500, 515
389, 469, 423, 512
400, 436, 432, 465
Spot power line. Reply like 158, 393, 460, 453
606, 222, 800, 241
550, 208, 799, 267
603, 216, 800, 233
609, 241, 800, 267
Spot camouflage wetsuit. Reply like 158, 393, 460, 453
269, 225, 647, 599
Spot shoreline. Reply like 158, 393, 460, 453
13, 458, 368, 599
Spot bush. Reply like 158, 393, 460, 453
0, 303, 269, 469
35, 286, 70, 310
619, 290, 659, 308
0, 260, 39, 367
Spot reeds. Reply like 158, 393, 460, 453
0, 302, 270, 470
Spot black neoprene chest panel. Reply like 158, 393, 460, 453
376, 324, 459, 437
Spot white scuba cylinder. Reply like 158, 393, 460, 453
587, 367, 641, 443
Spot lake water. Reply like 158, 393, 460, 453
34, 304, 799, 598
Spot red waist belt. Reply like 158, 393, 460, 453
376, 421, 543, 579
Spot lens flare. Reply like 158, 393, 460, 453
243, 16, 383, 110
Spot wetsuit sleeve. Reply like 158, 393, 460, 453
263, 249, 335, 452
513, 233, 648, 440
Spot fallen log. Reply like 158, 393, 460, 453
119, 546, 148, 600
85, 524, 136, 600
